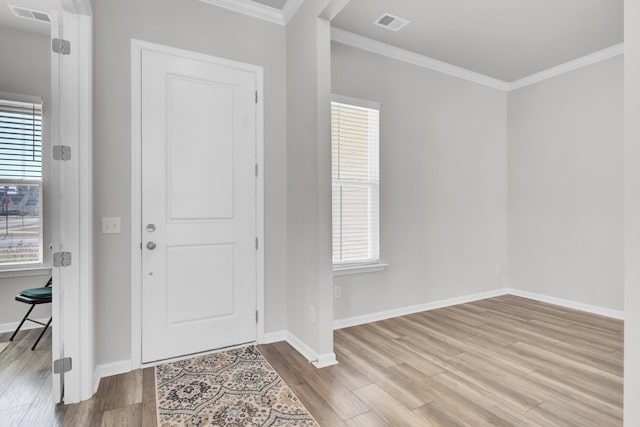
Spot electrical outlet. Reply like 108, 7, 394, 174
334, 285, 341, 299
102, 217, 121, 234
308, 306, 316, 323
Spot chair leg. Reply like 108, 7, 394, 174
10, 304, 36, 342
31, 317, 52, 351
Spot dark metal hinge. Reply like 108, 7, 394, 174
52, 38, 71, 55
53, 357, 72, 374
53, 252, 72, 267
53, 145, 72, 161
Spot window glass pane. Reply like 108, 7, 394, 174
0, 184, 41, 265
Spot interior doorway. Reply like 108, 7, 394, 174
0, 0, 92, 420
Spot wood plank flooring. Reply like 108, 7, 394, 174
0, 328, 60, 427
264, 295, 623, 426
6, 295, 625, 426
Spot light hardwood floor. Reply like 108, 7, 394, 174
0, 328, 58, 427
5, 295, 625, 426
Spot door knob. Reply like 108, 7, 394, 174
146, 241, 157, 250
146, 224, 156, 232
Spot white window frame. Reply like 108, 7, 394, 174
0, 93, 45, 273
331, 94, 386, 275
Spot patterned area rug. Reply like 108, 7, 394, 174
155, 345, 318, 426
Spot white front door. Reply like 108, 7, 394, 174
140, 48, 257, 363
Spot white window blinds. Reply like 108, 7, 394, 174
331, 99, 380, 266
0, 100, 42, 181
0, 98, 43, 265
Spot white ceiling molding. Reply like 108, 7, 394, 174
60, 0, 93, 15
318, 0, 351, 21
282, 0, 305, 23
331, 28, 625, 92
201, 0, 305, 25
199, 2, 622, 91
200, 0, 285, 25
331, 28, 511, 91
508, 43, 624, 91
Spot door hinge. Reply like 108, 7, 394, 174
255, 164, 258, 177
52, 38, 71, 55
255, 237, 259, 250
53, 252, 72, 267
53, 145, 72, 161
255, 91, 258, 104
53, 357, 72, 374
256, 310, 259, 323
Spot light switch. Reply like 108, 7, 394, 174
102, 217, 121, 234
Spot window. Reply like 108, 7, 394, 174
331, 96, 380, 268
0, 98, 43, 266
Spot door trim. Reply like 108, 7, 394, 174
51, 5, 94, 403
130, 39, 265, 369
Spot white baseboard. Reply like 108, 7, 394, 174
505, 288, 624, 320
264, 331, 339, 368
262, 330, 288, 344
312, 352, 338, 368
333, 288, 509, 330
333, 287, 623, 331
93, 360, 132, 394
89, 287, 622, 394
285, 332, 319, 363
0, 317, 50, 334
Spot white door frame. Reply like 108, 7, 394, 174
130, 39, 265, 369
51, 0, 93, 404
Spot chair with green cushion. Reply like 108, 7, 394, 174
10, 277, 52, 350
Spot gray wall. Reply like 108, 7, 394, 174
508, 56, 624, 311
93, 0, 287, 365
625, 0, 640, 421
0, 26, 52, 328
331, 43, 509, 321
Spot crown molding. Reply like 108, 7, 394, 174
282, 0, 305, 23
331, 28, 624, 92
60, 0, 92, 15
200, 0, 285, 25
508, 43, 624, 90
199, 3, 623, 90
331, 27, 511, 91
201, 0, 306, 25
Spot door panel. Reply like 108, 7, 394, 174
166, 244, 236, 325
141, 49, 257, 363
167, 76, 236, 220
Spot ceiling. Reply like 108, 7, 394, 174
331, 0, 623, 82
2, 0, 623, 82
0, 0, 59, 35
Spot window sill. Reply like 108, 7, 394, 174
0, 266, 52, 279
333, 263, 388, 277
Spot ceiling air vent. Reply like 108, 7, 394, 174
374, 13, 409, 32
9, 5, 51, 23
